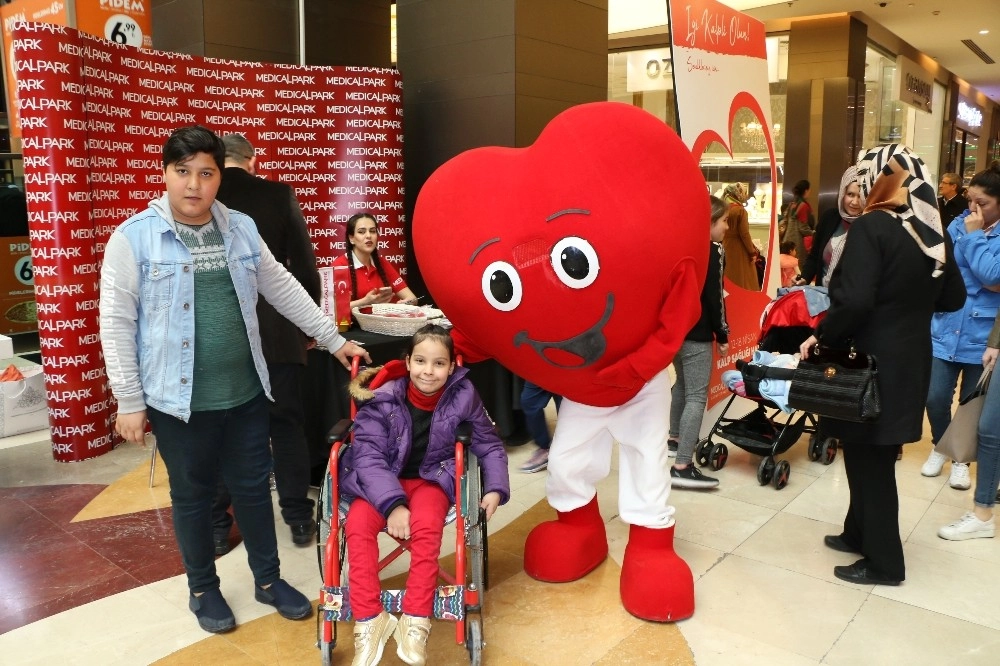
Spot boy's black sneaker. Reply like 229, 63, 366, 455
670, 464, 719, 489
667, 439, 679, 458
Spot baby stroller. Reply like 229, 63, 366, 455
316, 357, 489, 665
695, 286, 839, 490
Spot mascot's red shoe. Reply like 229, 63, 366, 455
620, 524, 694, 622
524, 495, 607, 582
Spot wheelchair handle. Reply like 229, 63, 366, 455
327, 418, 353, 445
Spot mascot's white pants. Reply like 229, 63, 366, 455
545, 369, 674, 528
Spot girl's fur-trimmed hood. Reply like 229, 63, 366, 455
347, 364, 389, 403
347, 359, 469, 404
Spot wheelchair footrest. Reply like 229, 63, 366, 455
320, 585, 466, 622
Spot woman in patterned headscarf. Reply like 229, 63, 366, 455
799, 144, 965, 587
797, 166, 865, 286
720, 183, 759, 290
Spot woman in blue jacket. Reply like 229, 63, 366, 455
339, 324, 510, 666
923, 163, 1000, 489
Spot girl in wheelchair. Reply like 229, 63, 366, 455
338, 324, 510, 666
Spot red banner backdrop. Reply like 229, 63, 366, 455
12, 22, 405, 461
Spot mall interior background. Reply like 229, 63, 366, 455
2, 0, 998, 310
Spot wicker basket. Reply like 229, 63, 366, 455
352, 304, 429, 336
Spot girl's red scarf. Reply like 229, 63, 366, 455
407, 381, 443, 411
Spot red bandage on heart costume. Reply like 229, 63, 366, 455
413, 102, 708, 622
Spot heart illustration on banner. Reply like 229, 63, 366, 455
691, 92, 778, 407
413, 102, 711, 407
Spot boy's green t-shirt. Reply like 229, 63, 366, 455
175, 219, 261, 410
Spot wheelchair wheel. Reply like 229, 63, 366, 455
317, 460, 348, 582
317, 460, 333, 575
465, 453, 489, 592
466, 616, 483, 666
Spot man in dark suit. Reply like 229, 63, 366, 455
938, 173, 967, 225
212, 133, 322, 549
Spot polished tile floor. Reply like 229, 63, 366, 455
1, 408, 999, 665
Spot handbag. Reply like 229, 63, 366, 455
786, 344, 881, 422
936, 368, 992, 463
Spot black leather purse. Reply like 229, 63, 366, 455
786, 344, 881, 422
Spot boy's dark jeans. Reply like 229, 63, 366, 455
149, 392, 281, 593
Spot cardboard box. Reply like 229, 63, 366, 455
0, 356, 47, 437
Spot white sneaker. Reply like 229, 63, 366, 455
921, 450, 947, 477
938, 512, 995, 540
949, 463, 972, 490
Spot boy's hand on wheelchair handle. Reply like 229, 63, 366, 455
334, 341, 371, 369
387, 505, 411, 540
480, 491, 501, 521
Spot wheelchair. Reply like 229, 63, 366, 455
316, 357, 489, 665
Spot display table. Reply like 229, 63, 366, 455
302, 327, 525, 478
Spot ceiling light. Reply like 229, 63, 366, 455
980, 30, 990, 35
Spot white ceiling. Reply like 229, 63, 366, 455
609, 1, 1000, 103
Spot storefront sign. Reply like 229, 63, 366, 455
957, 97, 984, 131
75, 0, 151, 49
13, 22, 404, 461
895, 55, 933, 112
626, 48, 674, 92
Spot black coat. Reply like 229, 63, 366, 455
799, 207, 843, 285
938, 195, 968, 226
686, 242, 728, 344
815, 210, 966, 446
216, 167, 321, 365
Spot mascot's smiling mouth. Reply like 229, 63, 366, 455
512, 294, 612, 368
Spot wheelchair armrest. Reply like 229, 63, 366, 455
327, 419, 354, 444
456, 422, 473, 445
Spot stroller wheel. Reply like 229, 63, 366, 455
756, 456, 775, 486
772, 460, 791, 490
709, 443, 729, 471
807, 434, 821, 462
695, 439, 713, 467
821, 437, 838, 465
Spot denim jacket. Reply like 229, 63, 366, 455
931, 212, 1000, 364
100, 195, 345, 421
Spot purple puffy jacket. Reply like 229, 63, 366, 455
338, 364, 510, 517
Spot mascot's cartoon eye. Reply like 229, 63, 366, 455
481, 260, 523, 311
550, 237, 599, 289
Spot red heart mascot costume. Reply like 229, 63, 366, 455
413, 102, 708, 621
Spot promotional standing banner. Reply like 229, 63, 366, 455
667, 0, 776, 409
12, 23, 405, 461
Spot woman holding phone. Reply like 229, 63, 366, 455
334, 212, 418, 310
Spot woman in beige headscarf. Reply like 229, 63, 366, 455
720, 183, 759, 290
796, 166, 865, 286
